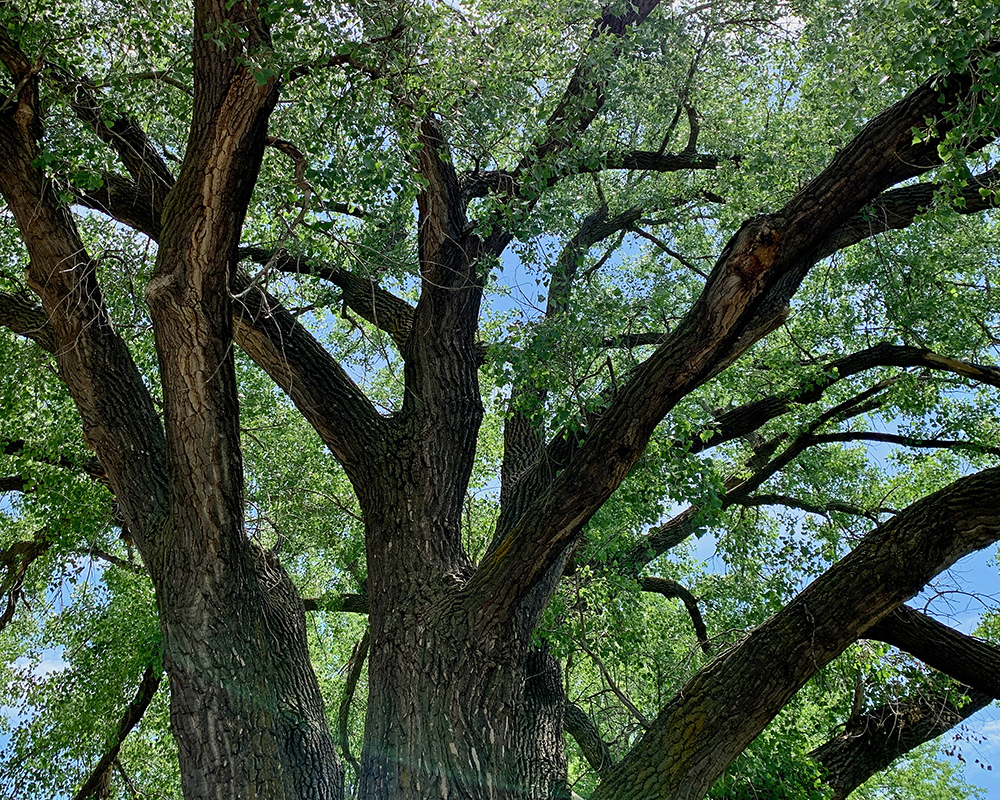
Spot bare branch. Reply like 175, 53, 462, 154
337, 628, 370, 781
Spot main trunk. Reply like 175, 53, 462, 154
155, 547, 343, 799
354, 434, 569, 800
358, 570, 569, 800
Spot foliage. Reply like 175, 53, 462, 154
1, 0, 999, 798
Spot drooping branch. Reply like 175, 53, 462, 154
809, 686, 993, 800
589, 465, 1000, 800
74, 661, 162, 800
639, 577, 711, 654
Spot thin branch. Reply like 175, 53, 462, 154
811, 430, 1000, 456
639, 577, 712, 654
630, 228, 708, 278
578, 639, 651, 729
337, 628, 370, 781
74, 661, 162, 800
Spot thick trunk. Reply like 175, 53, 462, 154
160, 548, 342, 799
359, 597, 568, 800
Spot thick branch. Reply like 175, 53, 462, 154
816, 164, 1000, 260
694, 343, 1000, 455
302, 593, 369, 614
238, 247, 415, 352
460, 150, 720, 201
590, 466, 1000, 800
564, 702, 616, 780
232, 271, 384, 472
867, 605, 1000, 698
810, 686, 993, 800
0, 290, 56, 352
0, 23, 168, 559
468, 58, 999, 614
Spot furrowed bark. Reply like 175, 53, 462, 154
467, 55, 1000, 615
810, 687, 993, 800
590, 467, 1000, 800
141, 0, 341, 796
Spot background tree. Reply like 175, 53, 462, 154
1, 0, 1000, 799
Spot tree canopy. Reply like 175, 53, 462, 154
1, 0, 1000, 798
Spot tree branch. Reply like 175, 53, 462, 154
337, 628, 370, 781
231, 270, 384, 471
238, 247, 415, 353
564, 701, 617, 780
302, 593, 369, 614
0, 529, 50, 634
468, 55, 1000, 615
0, 290, 57, 352
591, 465, 1000, 800
810, 685, 993, 800
866, 604, 1000, 698
639, 577, 712, 654
74, 661, 162, 800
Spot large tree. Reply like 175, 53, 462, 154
2, 0, 1000, 798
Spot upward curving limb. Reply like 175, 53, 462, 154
465, 51, 1000, 618
590, 466, 1000, 800
0, 22, 169, 559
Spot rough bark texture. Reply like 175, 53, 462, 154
589, 467, 1000, 800
3, 5, 1000, 800
811, 688, 993, 800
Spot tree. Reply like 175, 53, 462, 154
1, 0, 1000, 798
